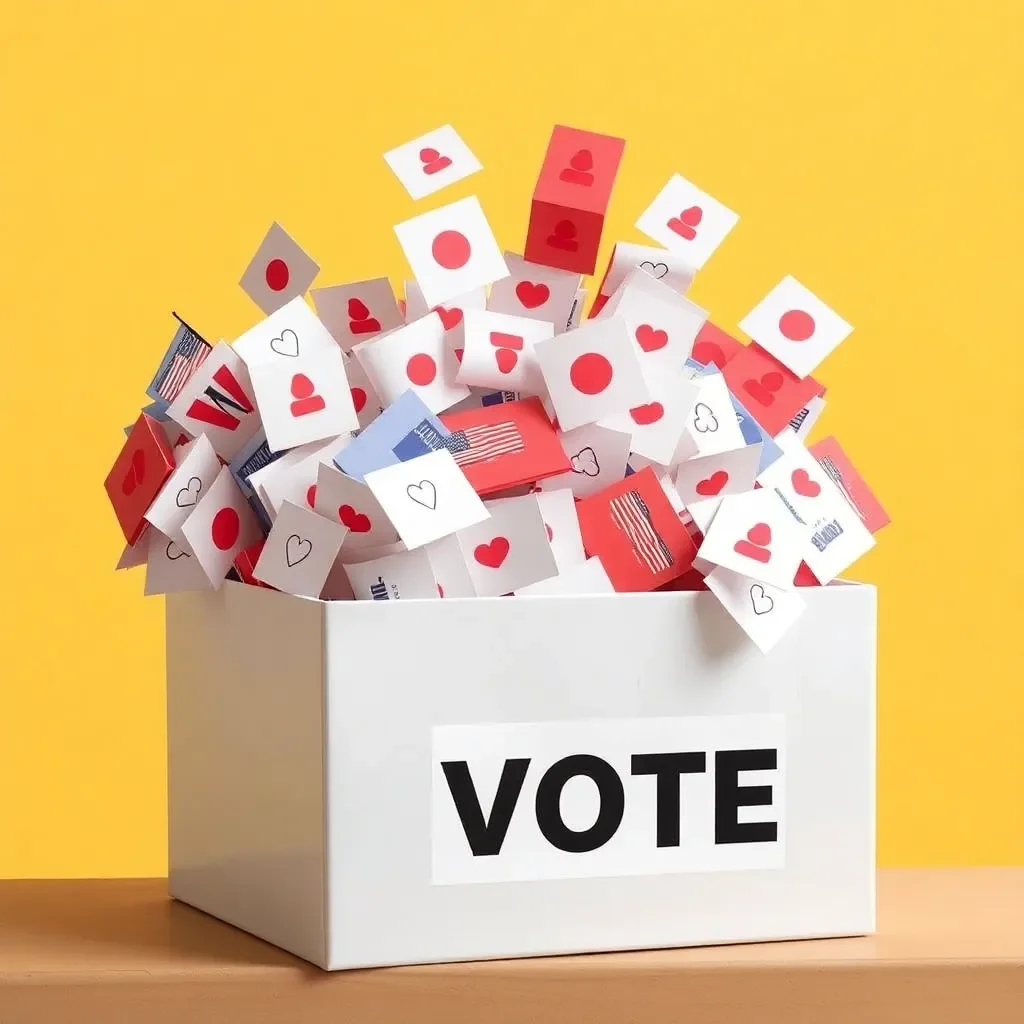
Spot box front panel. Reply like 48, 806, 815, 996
324, 586, 875, 968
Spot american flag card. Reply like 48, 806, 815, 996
439, 396, 570, 496
576, 466, 696, 591
146, 314, 212, 404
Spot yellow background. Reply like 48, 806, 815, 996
1, 1, 1021, 876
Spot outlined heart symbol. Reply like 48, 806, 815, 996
406, 480, 437, 509
270, 328, 300, 357
570, 446, 599, 476
639, 260, 670, 279
165, 541, 190, 561
749, 584, 774, 615
285, 534, 312, 567
692, 401, 719, 433
175, 476, 202, 508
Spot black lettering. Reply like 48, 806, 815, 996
630, 751, 707, 847
441, 758, 530, 857
535, 754, 624, 853
715, 748, 778, 844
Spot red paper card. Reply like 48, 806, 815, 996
104, 413, 175, 544
533, 125, 626, 215
234, 540, 273, 588
721, 342, 824, 437
439, 397, 570, 496
809, 436, 891, 534
691, 321, 744, 370
576, 467, 696, 592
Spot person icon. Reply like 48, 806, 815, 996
419, 147, 452, 175
290, 373, 326, 417
559, 149, 595, 186
667, 206, 703, 240
733, 523, 772, 564
547, 219, 579, 252
348, 297, 381, 335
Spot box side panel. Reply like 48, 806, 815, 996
167, 583, 327, 966
324, 585, 876, 969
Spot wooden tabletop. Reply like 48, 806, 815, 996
1, 869, 1021, 1023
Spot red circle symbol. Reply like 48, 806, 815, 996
778, 309, 815, 341
569, 352, 613, 395
406, 352, 437, 386
431, 230, 471, 270
211, 507, 240, 551
265, 258, 290, 292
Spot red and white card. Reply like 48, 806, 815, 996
253, 500, 349, 598
404, 281, 486, 325
166, 343, 260, 460
258, 436, 344, 516
809, 436, 891, 534
534, 316, 650, 432
486, 252, 581, 331
600, 373, 700, 467
691, 321, 745, 370
739, 276, 852, 379
104, 412, 176, 544
239, 222, 319, 315
456, 494, 558, 597
597, 268, 707, 381
352, 311, 468, 414
248, 346, 358, 452
591, 242, 696, 312
342, 351, 384, 429
344, 546, 439, 601
455, 309, 553, 396
143, 529, 212, 596
515, 556, 614, 597
635, 174, 739, 268
233, 295, 338, 367
424, 533, 476, 598
314, 462, 400, 552
696, 487, 805, 590
673, 443, 763, 506
674, 371, 746, 461
144, 434, 222, 542
180, 465, 262, 588
383, 124, 482, 200
394, 196, 509, 308
704, 566, 807, 653
310, 278, 402, 352
576, 466, 696, 592
490, 487, 585, 575
537, 422, 633, 498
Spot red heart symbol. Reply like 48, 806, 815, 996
515, 281, 550, 309
747, 522, 772, 546
306, 484, 317, 508
474, 536, 510, 568
630, 402, 664, 425
495, 348, 519, 374
545, 523, 553, 541
695, 470, 729, 496
121, 448, 146, 495
434, 306, 463, 330
791, 468, 821, 498
338, 504, 372, 533
351, 387, 367, 413
635, 324, 668, 352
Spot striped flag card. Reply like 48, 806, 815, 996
146, 314, 212, 405
439, 396, 569, 496
576, 466, 696, 591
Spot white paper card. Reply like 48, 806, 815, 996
600, 373, 700, 467
143, 530, 212, 595
384, 125, 482, 200
674, 444, 763, 506
486, 252, 581, 333
515, 556, 614, 596
455, 309, 553, 396
675, 372, 746, 461
310, 278, 403, 352
254, 500, 349, 598
597, 241, 696, 301
705, 566, 807, 654
233, 295, 338, 367
313, 462, 400, 551
537, 423, 633, 498
144, 435, 222, 541
344, 547, 439, 601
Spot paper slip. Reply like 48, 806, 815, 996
486, 252, 581, 331
455, 494, 558, 597
314, 462, 400, 551
537, 422, 633, 498
394, 196, 509, 308
635, 174, 739, 268
352, 311, 469, 413
383, 124, 482, 200
674, 444, 762, 506
364, 449, 490, 549
144, 434, 222, 542
310, 278, 403, 352
455, 309, 553, 396
597, 268, 707, 382
516, 556, 614, 597
166, 342, 261, 460
809, 436, 891, 534
145, 314, 212, 406
248, 345, 358, 452
704, 566, 807, 654
592, 242, 696, 311
258, 436, 346, 516
727, 390, 783, 474
534, 316, 650, 432
790, 395, 826, 441
342, 351, 385, 429
180, 465, 262, 588
424, 533, 477, 598
739, 276, 852, 379
491, 487, 585, 575
404, 280, 487, 326
239, 223, 319, 315
246, 444, 311, 522
104, 413, 176, 544
600, 373, 700, 467
116, 528, 150, 571
345, 546, 439, 601
144, 529, 213, 596
336, 390, 451, 482
228, 429, 284, 500
254, 500, 349, 598
674, 371, 746, 461
576, 466, 696, 592
233, 295, 337, 367
756, 429, 875, 583
696, 487, 805, 590
690, 321, 744, 370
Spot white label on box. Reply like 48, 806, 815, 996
432, 713, 785, 885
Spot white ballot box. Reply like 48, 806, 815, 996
166, 581, 876, 970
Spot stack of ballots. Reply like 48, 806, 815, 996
105, 123, 888, 653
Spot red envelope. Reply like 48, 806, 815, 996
104, 413, 175, 544
810, 436, 891, 534
721, 342, 824, 437
576, 467, 696, 592
439, 397, 570, 496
